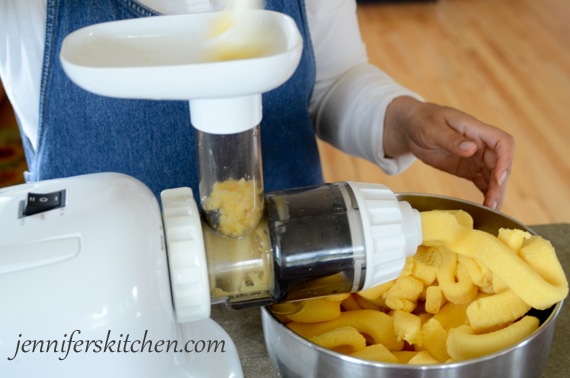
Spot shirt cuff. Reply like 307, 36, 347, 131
312, 63, 424, 176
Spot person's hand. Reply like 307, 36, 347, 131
384, 96, 514, 210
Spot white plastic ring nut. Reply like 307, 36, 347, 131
161, 187, 211, 322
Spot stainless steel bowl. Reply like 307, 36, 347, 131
261, 193, 564, 378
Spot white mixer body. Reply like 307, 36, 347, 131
0, 173, 242, 377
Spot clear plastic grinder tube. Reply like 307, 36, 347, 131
202, 182, 421, 311
195, 125, 264, 238
204, 182, 367, 311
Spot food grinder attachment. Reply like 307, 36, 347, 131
0, 172, 421, 378
164, 180, 421, 320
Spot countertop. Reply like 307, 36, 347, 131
211, 223, 570, 378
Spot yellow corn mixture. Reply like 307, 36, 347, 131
275, 210, 568, 364
202, 178, 264, 238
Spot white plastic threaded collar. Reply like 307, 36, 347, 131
347, 182, 422, 291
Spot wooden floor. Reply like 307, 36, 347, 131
319, 0, 570, 225
1, 0, 569, 225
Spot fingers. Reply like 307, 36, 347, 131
405, 103, 514, 210
483, 174, 507, 210
480, 135, 514, 210
478, 127, 514, 185
475, 147, 503, 209
422, 110, 479, 158
444, 109, 514, 210
492, 134, 514, 189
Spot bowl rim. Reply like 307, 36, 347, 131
262, 192, 565, 369
395, 192, 532, 231
262, 300, 563, 370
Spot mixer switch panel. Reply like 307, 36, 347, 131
24, 190, 66, 216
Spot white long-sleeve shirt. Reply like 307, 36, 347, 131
0, 0, 422, 175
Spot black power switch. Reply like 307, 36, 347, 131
24, 191, 65, 216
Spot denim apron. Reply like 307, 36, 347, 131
27, 0, 323, 202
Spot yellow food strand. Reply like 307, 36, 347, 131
382, 276, 424, 302
436, 248, 478, 305
421, 211, 568, 310
519, 236, 568, 288
286, 298, 342, 323
364, 295, 389, 309
458, 255, 493, 290
392, 351, 420, 364
325, 293, 351, 303
418, 312, 433, 325
400, 257, 415, 277
413, 245, 443, 268
392, 310, 423, 346
341, 294, 363, 312
445, 209, 474, 229
411, 259, 438, 286
287, 310, 404, 351
425, 286, 447, 314
358, 281, 395, 301
355, 295, 383, 311
385, 297, 417, 313
349, 344, 398, 363
498, 228, 531, 253
417, 286, 428, 301
309, 326, 366, 355
466, 290, 531, 333
432, 302, 470, 331
446, 316, 540, 361
407, 351, 440, 365
418, 318, 450, 362
492, 274, 509, 294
